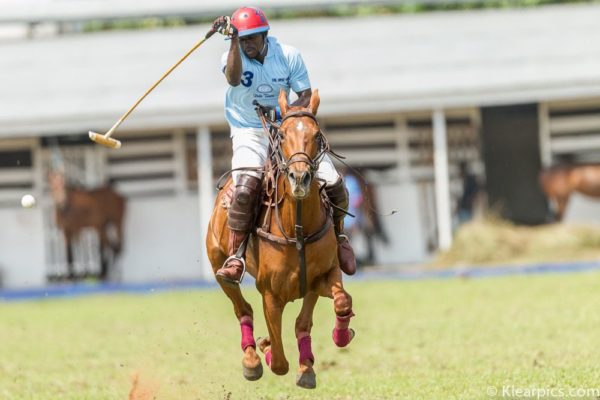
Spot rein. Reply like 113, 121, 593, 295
295, 199, 307, 298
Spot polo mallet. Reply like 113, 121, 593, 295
89, 28, 217, 149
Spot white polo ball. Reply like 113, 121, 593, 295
21, 194, 36, 208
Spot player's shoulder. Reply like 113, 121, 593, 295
269, 36, 302, 60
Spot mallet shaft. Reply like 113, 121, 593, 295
90, 29, 216, 148
112, 35, 211, 136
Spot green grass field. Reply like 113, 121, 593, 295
2, 272, 600, 400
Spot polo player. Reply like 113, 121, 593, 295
211, 7, 357, 284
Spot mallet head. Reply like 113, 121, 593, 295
89, 131, 122, 149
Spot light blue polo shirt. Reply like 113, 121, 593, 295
221, 36, 311, 129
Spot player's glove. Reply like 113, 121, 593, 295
259, 106, 281, 122
212, 16, 238, 38
253, 101, 281, 122
268, 106, 282, 122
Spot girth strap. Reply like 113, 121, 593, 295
254, 216, 331, 246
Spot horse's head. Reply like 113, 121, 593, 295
276, 89, 323, 200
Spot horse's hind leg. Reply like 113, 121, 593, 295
294, 291, 319, 389
318, 267, 355, 348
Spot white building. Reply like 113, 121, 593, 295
2, 2, 600, 288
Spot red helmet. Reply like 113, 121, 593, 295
231, 7, 270, 37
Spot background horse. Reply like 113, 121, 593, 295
539, 164, 600, 221
206, 89, 355, 389
48, 171, 126, 280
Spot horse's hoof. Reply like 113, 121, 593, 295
271, 361, 289, 376
242, 363, 263, 381
296, 369, 316, 389
256, 337, 271, 353
256, 337, 272, 367
242, 347, 263, 381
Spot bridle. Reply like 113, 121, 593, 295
268, 110, 329, 179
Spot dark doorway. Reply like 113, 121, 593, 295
481, 104, 548, 224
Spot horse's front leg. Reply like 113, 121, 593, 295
207, 229, 262, 381
318, 266, 355, 348
294, 291, 319, 389
259, 291, 289, 375
217, 281, 263, 381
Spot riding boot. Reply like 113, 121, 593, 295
216, 174, 262, 285
325, 178, 357, 276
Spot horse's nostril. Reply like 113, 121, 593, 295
289, 170, 311, 188
302, 172, 312, 187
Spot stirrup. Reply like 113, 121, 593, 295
220, 255, 247, 284
337, 233, 350, 243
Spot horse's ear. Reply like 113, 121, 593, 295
308, 89, 320, 115
278, 89, 289, 116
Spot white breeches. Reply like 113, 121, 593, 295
230, 127, 340, 186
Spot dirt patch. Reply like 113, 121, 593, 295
128, 372, 159, 400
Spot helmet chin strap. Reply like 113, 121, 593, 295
259, 37, 268, 58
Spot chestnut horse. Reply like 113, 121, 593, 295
48, 171, 126, 280
206, 90, 355, 388
539, 164, 600, 221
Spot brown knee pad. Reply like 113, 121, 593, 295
325, 177, 349, 233
228, 174, 262, 232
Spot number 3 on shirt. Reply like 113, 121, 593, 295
241, 71, 254, 87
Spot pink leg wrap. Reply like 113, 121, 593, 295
239, 316, 256, 351
332, 311, 355, 348
297, 334, 314, 364
265, 349, 272, 367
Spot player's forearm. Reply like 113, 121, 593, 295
225, 38, 242, 86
